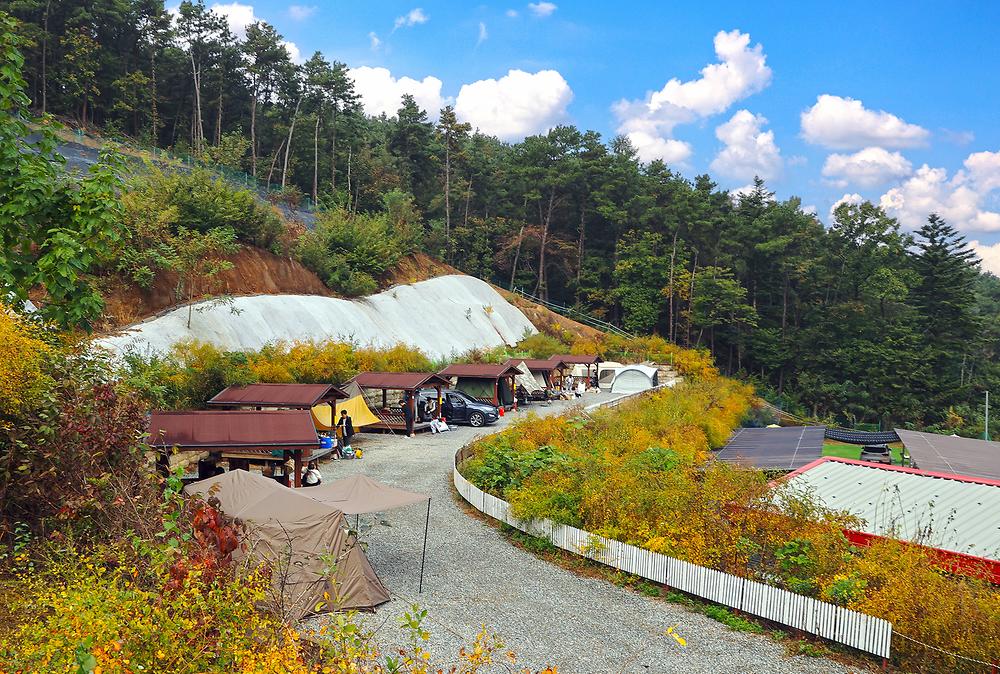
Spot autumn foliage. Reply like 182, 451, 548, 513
462, 368, 1000, 672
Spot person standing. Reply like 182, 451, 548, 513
338, 409, 354, 446
401, 392, 415, 437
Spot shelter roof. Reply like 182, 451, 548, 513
147, 410, 319, 450
349, 372, 451, 391
207, 383, 347, 408
895, 429, 1000, 481
549, 354, 602, 365
504, 358, 564, 371
780, 457, 1000, 561
438, 363, 521, 379
308, 474, 428, 515
715, 425, 825, 470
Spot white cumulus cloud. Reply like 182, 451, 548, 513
288, 4, 316, 20
613, 29, 771, 164
477, 21, 488, 46
879, 156, 1000, 232
349, 66, 445, 119
455, 69, 573, 141
970, 240, 1000, 276
822, 146, 913, 188
281, 40, 303, 64
394, 7, 428, 30
527, 2, 557, 17
709, 109, 782, 182
829, 192, 864, 222
209, 2, 256, 38
801, 95, 929, 150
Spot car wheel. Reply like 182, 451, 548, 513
469, 412, 485, 427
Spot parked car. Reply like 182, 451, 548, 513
417, 389, 500, 427
859, 444, 892, 464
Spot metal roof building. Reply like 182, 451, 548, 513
715, 426, 826, 470
895, 428, 1000, 481
781, 458, 1000, 578
207, 383, 347, 408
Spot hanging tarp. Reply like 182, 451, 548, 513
511, 360, 542, 393
336, 395, 381, 428
311, 403, 336, 430
499, 378, 514, 406
455, 377, 496, 402
309, 474, 428, 515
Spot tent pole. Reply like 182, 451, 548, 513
419, 497, 430, 593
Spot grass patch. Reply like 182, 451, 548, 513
701, 605, 765, 633
822, 441, 904, 464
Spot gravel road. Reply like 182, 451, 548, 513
308, 392, 865, 674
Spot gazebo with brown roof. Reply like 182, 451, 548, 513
207, 383, 348, 409
548, 354, 602, 389
347, 372, 451, 433
438, 363, 522, 408
505, 358, 565, 389
147, 409, 320, 487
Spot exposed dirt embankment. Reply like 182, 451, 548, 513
499, 290, 604, 342
99, 247, 332, 329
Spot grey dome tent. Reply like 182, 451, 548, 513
610, 364, 659, 394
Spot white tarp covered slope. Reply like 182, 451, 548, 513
97, 275, 537, 360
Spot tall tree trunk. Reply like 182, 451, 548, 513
667, 231, 677, 343
444, 134, 451, 259
41, 0, 50, 113
189, 52, 204, 153
576, 208, 585, 285
510, 225, 525, 291
214, 67, 224, 146
312, 114, 320, 202
535, 191, 555, 300
266, 138, 285, 187
686, 251, 698, 346
250, 87, 258, 176
346, 145, 352, 202
781, 272, 789, 336
281, 96, 302, 188
463, 179, 472, 228
330, 104, 338, 191
150, 48, 158, 146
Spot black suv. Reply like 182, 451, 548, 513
417, 389, 500, 427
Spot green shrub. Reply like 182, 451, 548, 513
702, 605, 764, 633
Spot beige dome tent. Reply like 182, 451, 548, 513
610, 364, 659, 394
184, 470, 390, 620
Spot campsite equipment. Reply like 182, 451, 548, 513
184, 470, 390, 619
609, 364, 659, 394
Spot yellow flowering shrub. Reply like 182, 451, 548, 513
0, 309, 51, 423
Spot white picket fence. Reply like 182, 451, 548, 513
453, 459, 893, 659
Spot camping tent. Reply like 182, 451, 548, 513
309, 474, 432, 592
597, 361, 624, 390
184, 470, 390, 619
610, 365, 659, 394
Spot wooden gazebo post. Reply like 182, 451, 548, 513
292, 449, 302, 487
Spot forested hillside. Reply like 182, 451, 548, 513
3, 1, 999, 434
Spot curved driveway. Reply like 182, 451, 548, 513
313, 393, 862, 674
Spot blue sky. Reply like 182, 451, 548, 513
210, 1, 1000, 269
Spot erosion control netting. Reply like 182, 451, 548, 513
96, 275, 538, 360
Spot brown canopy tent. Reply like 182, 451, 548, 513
438, 363, 521, 408
347, 372, 451, 433
184, 469, 390, 619
148, 410, 319, 486
309, 474, 432, 592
